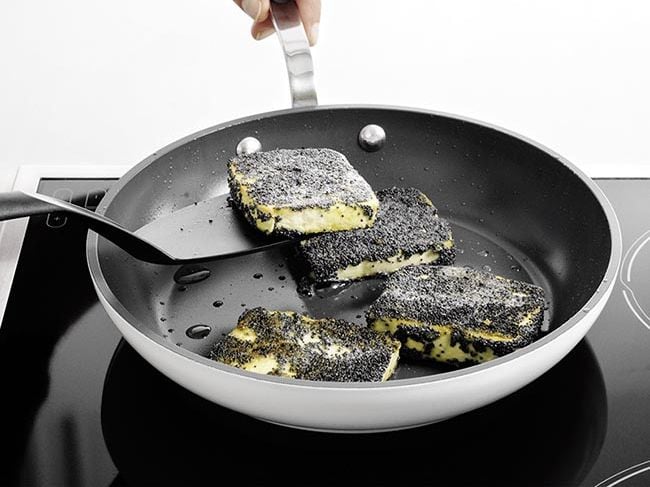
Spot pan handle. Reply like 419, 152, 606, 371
0, 191, 63, 221
270, 0, 318, 108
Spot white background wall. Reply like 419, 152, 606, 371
1, 0, 649, 177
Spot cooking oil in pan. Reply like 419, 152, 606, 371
173, 265, 211, 284
153, 220, 550, 376
186, 324, 212, 339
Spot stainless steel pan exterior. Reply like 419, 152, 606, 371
86, 104, 621, 432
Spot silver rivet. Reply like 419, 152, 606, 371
236, 136, 262, 156
358, 124, 386, 152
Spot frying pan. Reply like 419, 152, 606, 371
84, 1, 618, 432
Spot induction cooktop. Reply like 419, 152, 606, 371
0, 167, 649, 487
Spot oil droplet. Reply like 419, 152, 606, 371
477, 250, 490, 257
186, 324, 211, 339
309, 280, 352, 298
253, 273, 263, 279
457, 248, 465, 254
174, 265, 211, 285
213, 300, 224, 308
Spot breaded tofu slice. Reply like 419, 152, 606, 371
298, 187, 455, 282
227, 148, 379, 236
210, 307, 401, 382
367, 265, 545, 365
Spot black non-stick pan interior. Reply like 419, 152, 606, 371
94, 106, 611, 379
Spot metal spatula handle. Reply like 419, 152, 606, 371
271, 0, 318, 107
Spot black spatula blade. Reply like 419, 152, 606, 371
133, 194, 292, 262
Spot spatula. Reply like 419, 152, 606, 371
0, 190, 294, 264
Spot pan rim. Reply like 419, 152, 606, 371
86, 104, 623, 390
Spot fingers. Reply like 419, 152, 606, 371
236, 0, 321, 46
250, 17, 275, 41
233, 0, 269, 22
297, 0, 321, 46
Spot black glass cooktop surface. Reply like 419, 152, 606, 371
1, 178, 649, 487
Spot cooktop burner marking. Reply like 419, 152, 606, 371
624, 231, 650, 282
594, 460, 650, 487
620, 230, 650, 331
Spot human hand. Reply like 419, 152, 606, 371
233, 0, 321, 46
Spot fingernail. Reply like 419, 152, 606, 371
255, 28, 275, 41
308, 22, 319, 46
241, 0, 261, 20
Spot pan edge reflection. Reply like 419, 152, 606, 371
101, 338, 607, 486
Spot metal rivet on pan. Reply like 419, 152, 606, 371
358, 124, 386, 152
236, 136, 262, 156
